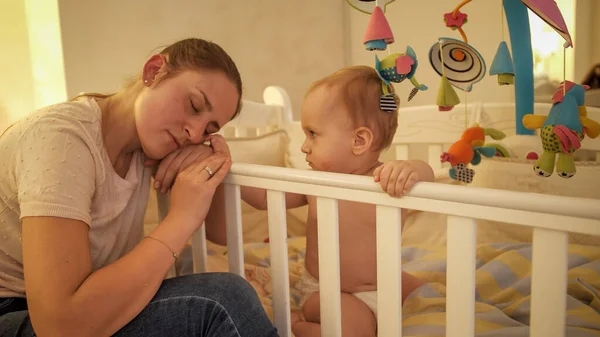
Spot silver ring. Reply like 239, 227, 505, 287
204, 166, 214, 177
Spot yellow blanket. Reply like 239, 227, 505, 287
201, 239, 600, 336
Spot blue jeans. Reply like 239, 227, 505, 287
0, 272, 279, 337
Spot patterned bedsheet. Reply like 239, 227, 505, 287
200, 239, 600, 336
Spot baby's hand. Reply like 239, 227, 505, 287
373, 160, 433, 197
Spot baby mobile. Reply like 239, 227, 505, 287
436, 0, 600, 182
433, 0, 510, 183
345, 0, 428, 110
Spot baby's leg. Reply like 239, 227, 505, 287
402, 271, 425, 303
292, 291, 377, 337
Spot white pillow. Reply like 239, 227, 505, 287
283, 122, 310, 170
226, 130, 287, 167
401, 157, 600, 247
470, 156, 600, 245
492, 134, 596, 161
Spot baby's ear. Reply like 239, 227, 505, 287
352, 126, 374, 155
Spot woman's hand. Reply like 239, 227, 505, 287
148, 135, 231, 194
167, 153, 232, 231
149, 144, 214, 193
206, 134, 231, 156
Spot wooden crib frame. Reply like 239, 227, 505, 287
157, 86, 600, 337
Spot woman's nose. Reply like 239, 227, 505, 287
184, 124, 205, 144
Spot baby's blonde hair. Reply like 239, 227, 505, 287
306, 65, 399, 152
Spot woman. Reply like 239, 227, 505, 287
0, 38, 278, 337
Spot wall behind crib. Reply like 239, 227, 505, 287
0, 0, 35, 129
1, 0, 599, 129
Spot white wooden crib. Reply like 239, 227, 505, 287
156, 86, 600, 337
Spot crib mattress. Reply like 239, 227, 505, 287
176, 238, 600, 337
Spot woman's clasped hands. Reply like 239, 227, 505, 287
148, 134, 232, 230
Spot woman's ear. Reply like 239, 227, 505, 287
352, 126, 374, 155
142, 54, 169, 86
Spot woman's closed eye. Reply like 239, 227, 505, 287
190, 98, 205, 114
190, 99, 199, 114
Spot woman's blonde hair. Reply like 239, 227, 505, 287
306, 65, 399, 152
72, 38, 243, 118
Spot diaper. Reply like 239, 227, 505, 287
298, 267, 378, 318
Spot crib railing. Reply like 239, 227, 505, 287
183, 163, 600, 337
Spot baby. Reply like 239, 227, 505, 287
241, 66, 434, 336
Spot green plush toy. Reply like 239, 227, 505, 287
522, 81, 600, 178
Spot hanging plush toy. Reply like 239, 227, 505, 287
349, 0, 427, 102
363, 5, 394, 51
374, 46, 428, 102
522, 81, 600, 178
490, 41, 515, 85
488, 1, 515, 86
440, 124, 506, 183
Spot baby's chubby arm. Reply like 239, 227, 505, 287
241, 186, 308, 210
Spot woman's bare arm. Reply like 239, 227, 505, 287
22, 214, 192, 337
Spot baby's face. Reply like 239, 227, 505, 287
300, 86, 356, 173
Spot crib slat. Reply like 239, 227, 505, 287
376, 205, 403, 337
428, 144, 443, 171
446, 215, 476, 337
316, 197, 342, 337
191, 224, 208, 273
266, 190, 292, 337
234, 127, 249, 138
224, 183, 244, 276
530, 228, 568, 337
395, 144, 409, 161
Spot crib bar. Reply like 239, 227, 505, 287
191, 225, 208, 273
234, 127, 249, 138
395, 144, 409, 161
224, 183, 244, 277
446, 215, 476, 337
530, 228, 568, 337
376, 205, 403, 337
428, 144, 443, 171
266, 190, 292, 337
316, 197, 343, 337
227, 163, 600, 222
